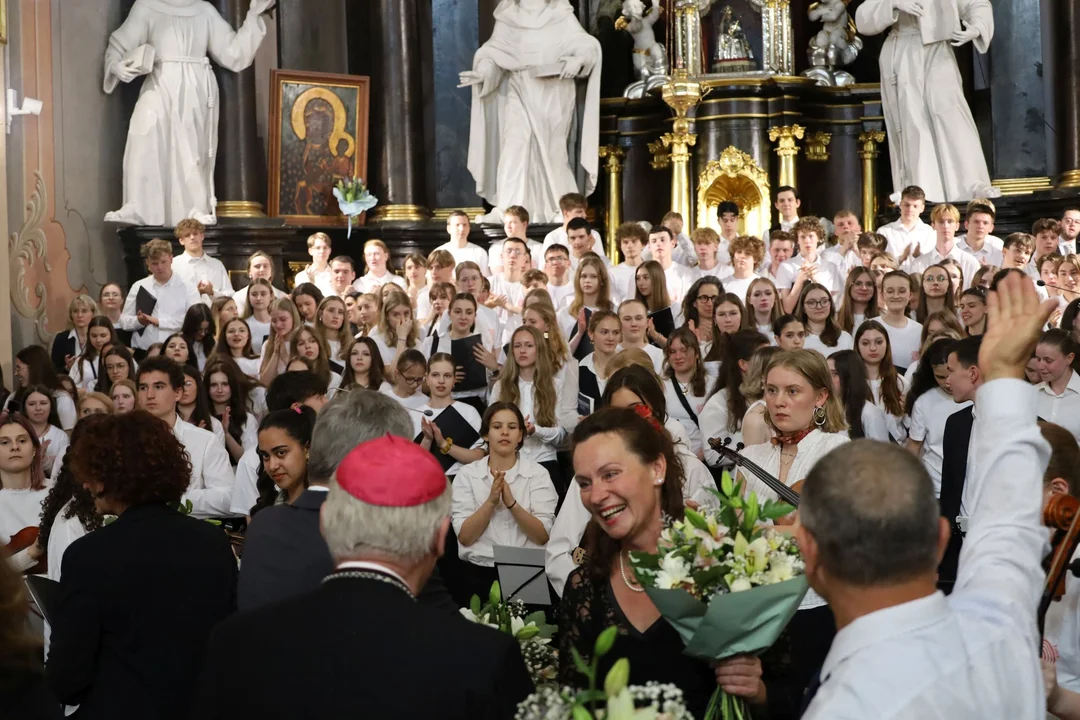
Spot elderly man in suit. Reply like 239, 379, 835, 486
237, 388, 456, 612
194, 433, 534, 719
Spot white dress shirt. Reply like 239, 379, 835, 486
698, 389, 742, 466
547, 282, 574, 310
228, 447, 261, 516
820, 245, 861, 279
1045, 547, 1080, 695
804, 379, 1049, 720
956, 235, 1003, 267
662, 262, 697, 303
853, 401, 891, 442
617, 343, 665, 376
908, 387, 972, 495
878, 219, 937, 258
880, 317, 924, 370
544, 444, 719, 596
1061, 236, 1078, 257
451, 456, 558, 567
723, 275, 756, 304
903, 244, 980, 290
803, 330, 854, 358
40, 425, 70, 478
608, 262, 640, 303
293, 265, 334, 296
44, 499, 88, 583
434, 240, 490, 276
120, 273, 200, 350
0, 487, 49, 544
663, 378, 709, 456
542, 227, 605, 257
490, 366, 578, 464
1035, 370, 1080, 442
773, 254, 846, 299
490, 274, 526, 345
353, 271, 406, 294
691, 263, 735, 285
408, 401, 484, 477
172, 252, 233, 301
172, 416, 235, 518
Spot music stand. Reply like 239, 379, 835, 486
494, 546, 551, 605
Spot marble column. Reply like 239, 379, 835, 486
769, 125, 805, 189
1057, 0, 1080, 186
989, 0, 1047, 179
213, 0, 266, 217
368, 0, 432, 222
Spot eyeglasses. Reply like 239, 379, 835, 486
403, 375, 425, 386
803, 299, 831, 309
504, 249, 524, 257
696, 294, 719, 303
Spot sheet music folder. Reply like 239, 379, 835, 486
135, 287, 157, 335
494, 546, 551, 605
413, 405, 480, 473
648, 306, 675, 339
451, 335, 487, 391
25, 575, 60, 626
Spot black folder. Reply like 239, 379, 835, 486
451, 335, 487, 392
329, 359, 345, 375
413, 405, 481, 472
135, 286, 157, 335
24, 575, 60, 626
577, 392, 594, 418
648, 306, 675, 340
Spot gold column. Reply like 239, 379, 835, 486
661, 72, 702, 231
858, 130, 887, 231
598, 145, 626, 264
769, 124, 805, 188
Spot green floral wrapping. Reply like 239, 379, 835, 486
643, 576, 808, 661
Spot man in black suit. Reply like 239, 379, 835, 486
938, 336, 984, 591
237, 388, 456, 613
194, 434, 534, 719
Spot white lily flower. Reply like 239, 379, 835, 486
747, 537, 770, 574
656, 553, 692, 590
729, 576, 752, 592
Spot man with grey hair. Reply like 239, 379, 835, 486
796, 272, 1056, 718
195, 415, 534, 718
236, 388, 454, 611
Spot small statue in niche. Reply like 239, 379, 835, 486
617, 0, 669, 97
802, 0, 862, 86
712, 5, 756, 74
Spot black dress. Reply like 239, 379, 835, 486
558, 567, 802, 720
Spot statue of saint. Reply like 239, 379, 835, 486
103, 0, 271, 227
856, 0, 998, 201
461, 0, 603, 224
713, 5, 756, 74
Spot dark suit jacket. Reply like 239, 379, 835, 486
45, 503, 237, 720
49, 332, 77, 375
193, 575, 534, 720
238, 487, 457, 613
937, 406, 975, 590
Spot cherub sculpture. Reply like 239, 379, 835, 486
803, 0, 862, 86
617, 0, 669, 98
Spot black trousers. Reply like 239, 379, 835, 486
787, 604, 836, 706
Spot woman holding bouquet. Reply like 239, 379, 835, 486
739, 348, 849, 708
561, 406, 799, 719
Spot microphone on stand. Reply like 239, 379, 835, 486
405, 407, 434, 417
1037, 280, 1080, 298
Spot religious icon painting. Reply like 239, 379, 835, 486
268, 69, 370, 226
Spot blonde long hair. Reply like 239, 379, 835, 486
288, 325, 333, 387
316, 296, 351, 351
378, 291, 418, 349
498, 325, 558, 427
764, 349, 847, 433
522, 303, 570, 371
569, 255, 614, 317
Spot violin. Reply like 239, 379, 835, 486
1040, 494, 1080, 645
3, 526, 47, 575
707, 436, 801, 507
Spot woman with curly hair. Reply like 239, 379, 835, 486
37, 417, 105, 582
45, 411, 237, 719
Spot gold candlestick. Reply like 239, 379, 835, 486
858, 130, 886, 231
599, 145, 627, 264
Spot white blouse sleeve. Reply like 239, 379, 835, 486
556, 361, 580, 434
241, 414, 259, 453
697, 392, 730, 466
55, 393, 77, 431
525, 463, 559, 531
544, 487, 590, 597
451, 463, 483, 535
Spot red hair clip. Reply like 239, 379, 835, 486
630, 403, 663, 434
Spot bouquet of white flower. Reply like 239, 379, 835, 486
460, 581, 558, 686
628, 471, 808, 720
331, 177, 378, 237
514, 626, 695, 720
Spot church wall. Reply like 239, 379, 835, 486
5, 0, 128, 353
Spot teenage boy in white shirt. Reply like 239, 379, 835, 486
716, 201, 739, 266
293, 231, 334, 295
776, 217, 845, 312
904, 203, 981, 287
608, 222, 648, 303
772, 185, 801, 235
1000, 233, 1034, 273
542, 193, 604, 258
878, 184, 936, 260
354, 239, 406, 293
759, 230, 795, 280
434, 210, 490, 276
726, 235, 766, 300
690, 227, 732, 282
821, 210, 862, 277
956, 200, 1002, 266
661, 211, 697, 266
122, 238, 201, 352
648, 226, 696, 303
566, 217, 611, 271
488, 237, 529, 344
544, 244, 574, 309
1060, 208, 1080, 256
328, 255, 358, 299
171, 219, 232, 303
489, 206, 543, 274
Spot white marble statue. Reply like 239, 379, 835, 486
856, 0, 999, 202
618, 0, 667, 81
103, 0, 271, 227
461, 0, 602, 224
804, 0, 862, 86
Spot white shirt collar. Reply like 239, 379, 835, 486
307, 485, 330, 493
336, 560, 410, 588
1037, 370, 1080, 398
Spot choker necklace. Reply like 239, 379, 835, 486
619, 551, 645, 592
323, 569, 415, 600
771, 427, 814, 447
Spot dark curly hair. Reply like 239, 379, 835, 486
70, 411, 192, 507
38, 416, 104, 548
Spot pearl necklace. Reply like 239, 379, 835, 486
619, 550, 645, 593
